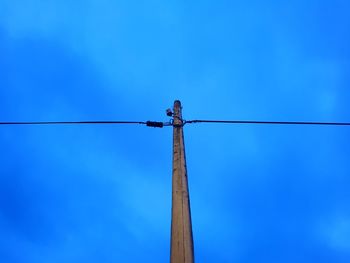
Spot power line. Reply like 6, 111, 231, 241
1, 119, 350, 127
0, 121, 147, 125
185, 120, 350, 126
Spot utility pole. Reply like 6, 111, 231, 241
171, 100, 194, 263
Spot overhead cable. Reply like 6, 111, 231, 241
0, 121, 147, 125
185, 120, 350, 126
1, 119, 350, 127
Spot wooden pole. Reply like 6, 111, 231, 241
171, 100, 194, 263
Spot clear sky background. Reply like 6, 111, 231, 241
1, 0, 350, 262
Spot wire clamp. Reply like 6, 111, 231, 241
146, 121, 164, 128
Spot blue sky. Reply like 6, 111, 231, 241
0, 0, 350, 262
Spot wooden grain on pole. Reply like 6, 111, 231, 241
171, 100, 194, 263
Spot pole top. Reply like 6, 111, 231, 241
173, 100, 183, 127
174, 100, 182, 108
